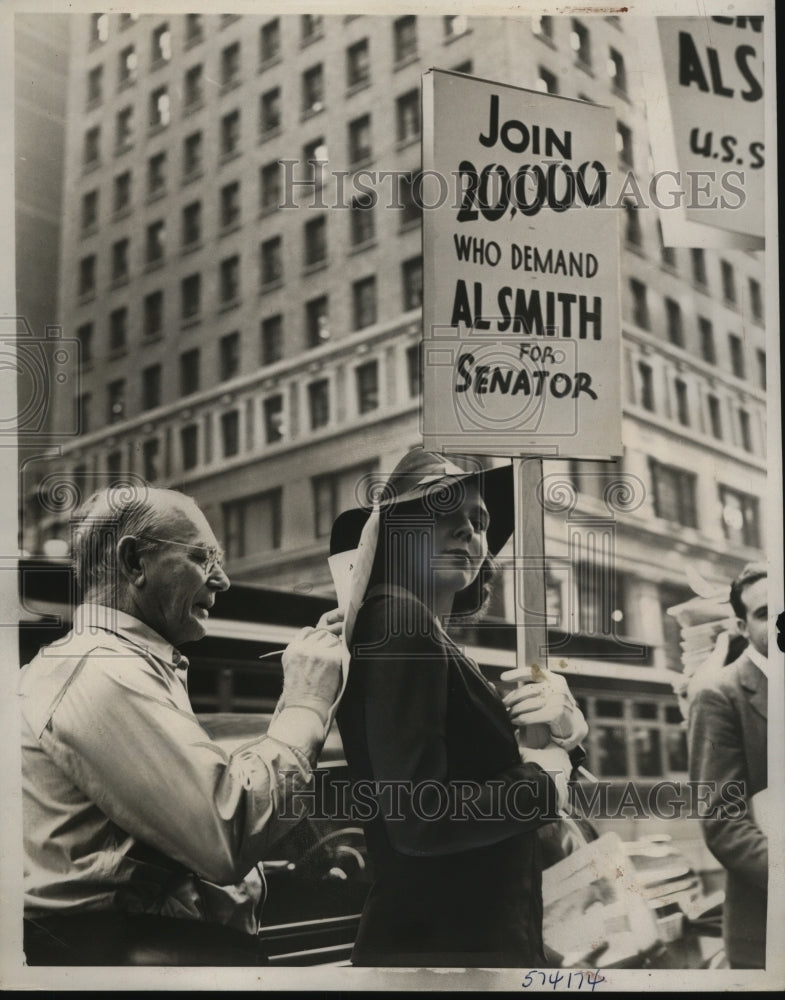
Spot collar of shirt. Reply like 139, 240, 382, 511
746, 643, 769, 679
73, 604, 190, 678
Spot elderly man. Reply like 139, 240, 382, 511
688, 563, 769, 969
20, 487, 342, 965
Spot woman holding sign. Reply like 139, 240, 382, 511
330, 448, 587, 967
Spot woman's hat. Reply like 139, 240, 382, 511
330, 447, 514, 558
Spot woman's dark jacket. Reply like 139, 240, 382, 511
336, 588, 560, 968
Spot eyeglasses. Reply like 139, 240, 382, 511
139, 535, 225, 576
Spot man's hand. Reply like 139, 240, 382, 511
280, 621, 342, 726
521, 743, 572, 812
500, 666, 589, 750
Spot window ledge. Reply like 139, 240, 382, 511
301, 105, 325, 123
115, 143, 134, 157
182, 168, 204, 186
258, 204, 280, 219
260, 279, 284, 295
443, 29, 472, 46
143, 332, 163, 345
81, 224, 98, 239
219, 149, 242, 166
218, 299, 241, 314
108, 347, 128, 360
303, 259, 329, 276
144, 259, 165, 274
259, 126, 282, 144
220, 79, 242, 97
148, 123, 169, 138
113, 207, 132, 222
345, 79, 371, 98
183, 99, 204, 117
83, 160, 101, 174
348, 239, 377, 256
393, 53, 419, 72
219, 221, 242, 237
147, 189, 167, 204
349, 153, 374, 172
117, 77, 136, 93
181, 315, 202, 330
110, 276, 130, 290
185, 35, 204, 50
534, 33, 557, 50
396, 134, 420, 152
300, 31, 325, 49
258, 55, 282, 73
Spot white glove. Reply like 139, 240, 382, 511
501, 666, 589, 751
521, 743, 572, 812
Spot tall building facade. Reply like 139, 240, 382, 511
33, 12, 767, 810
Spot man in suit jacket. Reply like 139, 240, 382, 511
688, 564, 769, 968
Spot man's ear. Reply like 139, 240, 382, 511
117, 535, 146, 587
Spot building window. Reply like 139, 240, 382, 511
106, 450, 123, 478
629, 278, 649, 330
259, 88, 281, 135
116, 106, 134, 152
220, 110, 241, 157
531, 15, 554, 41
149, 86, 170, 129
260, 236, 283, 286
308, 379, 330, 430
107, 378, 125, 424
90, 13, 109, 46
221, 41, 241, 88
348, 114, 372, 165
118, 44, 137, 86
76, 394, 91, 434
691, 248, 707, 286
144, 290, 164, 338
147, 151, 166, 196
261, 315, 283, 365
181, 273, 201, 319
180, 348, 200, 396
623, 201, 641, 246
183, 131, 203, 178
223, 490, 282, 559
221, 410, 240, 458
649, 459, 698, 528
573, 562, 627, 638
81, 190, 99, 231
719, 485, 760, 549
84, 126, 101, 166
353, 276, 377, 330
305, 296, 330, 348
350, 197, 375, 246
304, 217, 327, 267
185, 14, 204, 46
756, 348, 766, 390
399, 172, 422, 228
220, 181, 241, 228
674, 378, 689, 426
737, 408, 752, 451
608, 47, 627, 95
78, 255, 96, 296
141, 438, 158, 482
664, 298, 683, 347
536, 67, 558, 95
111, 238, 129, 282
396, 90, 421, 145
109, 307, 127, 353
570, 19, 591, 69
145, 220, 165, 265
263, 395, 284, 443
728, 333, 745, 379
260, 19, 280, 63
707, 394, 723, 439
76, 322, 93, 366
86, 65, 103, 106
748, 277, 763, 323
406, 343, 422, 398
302, 137, 328, 192
720, 260, 736, 304
347, 38, 370, 88
616, 121, 633, 167
141, 364, 162, 411
219, 331, 240, 380
698, 317, 716, 363
637, 361, 655, 411
658, 222, 676, 267
220, 256, 241, 304
181, 424, 199, 470
393, 15, 417, 63
259, 161, 281, 212
301, 13, 323, 43
139, 442, 163, 485
301, 64, 324, 115
312, 461, 378, 539
356, 360, 379, 414
151, 23, 171, 66
402, 256, 423, 310
444, 14, 469, 39
182, 200, 201, 246
184, 63, 203, 108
